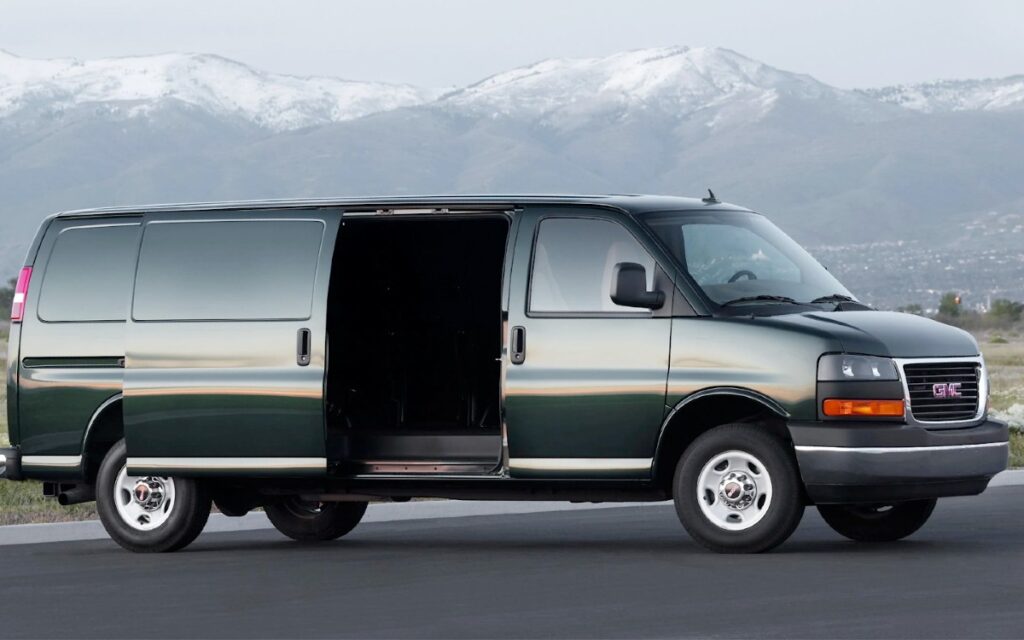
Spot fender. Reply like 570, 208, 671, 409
80, 392, 123, 457
653, 386, 790, 474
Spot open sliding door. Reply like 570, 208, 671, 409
124, 208, 339, 477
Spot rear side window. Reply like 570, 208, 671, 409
132, 219, 324, 321
529, 217, 656, 314
37, 224, 140, 322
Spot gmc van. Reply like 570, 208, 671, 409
1, 195, 1009, 553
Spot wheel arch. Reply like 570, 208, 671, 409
80, 393, 124, 482
653, 387, 791, 493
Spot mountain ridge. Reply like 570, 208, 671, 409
0, 49, 440, 130
0, 46, 1021, 308
2, 46, 1023, 130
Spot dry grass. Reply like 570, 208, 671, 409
0, 482, 96, 525
980, 336, 1024, 468
0, 335, 1021, 525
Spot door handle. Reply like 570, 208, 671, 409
297, 328, 311, 366
510, 325, 526, 365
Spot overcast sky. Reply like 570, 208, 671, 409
2, 0, 1022, 89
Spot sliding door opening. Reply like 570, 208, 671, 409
326, 215, 508, 473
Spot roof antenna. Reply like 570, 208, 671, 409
702, 189, 719, 204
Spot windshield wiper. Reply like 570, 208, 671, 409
809, 294, 856, 304
720, 295, 800, 307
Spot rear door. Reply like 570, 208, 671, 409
124, 209, 339, 476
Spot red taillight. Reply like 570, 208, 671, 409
10, 266, 32, 323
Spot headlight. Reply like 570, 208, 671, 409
817, 354, 898, 381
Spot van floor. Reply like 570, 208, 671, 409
325, 215, 508, 471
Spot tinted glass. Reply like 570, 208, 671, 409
133, 219, 324, 321
643, 211, 854, 306
38, 224, 140, 322
683, 223, 801, 286
530, 217, 655, 313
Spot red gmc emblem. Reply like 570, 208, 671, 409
932, 382, 962, 399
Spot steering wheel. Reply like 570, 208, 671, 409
728, 270, 757, 283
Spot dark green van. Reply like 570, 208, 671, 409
1, 195, 1009, 553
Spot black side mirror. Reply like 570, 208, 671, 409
610, 262, 665, 310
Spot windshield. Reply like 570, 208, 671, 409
642, 211, 855, 307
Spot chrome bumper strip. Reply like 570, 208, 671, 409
795, 442, 1007, 455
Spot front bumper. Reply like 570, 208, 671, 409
0, 447, 23, 481
788, 419, 1009, 504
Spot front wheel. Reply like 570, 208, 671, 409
96, 440, 212, 553
265, 498, 368, 542
674, 424, 805, 553
817, 499, 937, 542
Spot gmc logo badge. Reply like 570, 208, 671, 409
932, 382, 962, 399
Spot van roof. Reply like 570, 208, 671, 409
54, 194, 754, 218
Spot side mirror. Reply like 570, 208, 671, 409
610, 262, 665, 310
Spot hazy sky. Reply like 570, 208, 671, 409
2, 0, 1022, 89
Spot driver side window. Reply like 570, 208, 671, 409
529, 217, 656, 314
682, 223, 801, 285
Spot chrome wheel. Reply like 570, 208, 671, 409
114, 466, 176, 531
696, 450, 773, 531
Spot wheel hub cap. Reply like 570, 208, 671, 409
132, 479, 166, 511
719, 471, 757, 510
696, 450, 774, 531
114, 466, 176, 531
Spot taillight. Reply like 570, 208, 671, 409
10, 266, 32, 322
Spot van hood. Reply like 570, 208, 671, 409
759, 310, 979, 358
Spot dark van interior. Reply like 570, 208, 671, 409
326, 215, 508, 473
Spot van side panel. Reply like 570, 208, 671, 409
17, 339, 124, 456
125, 324, 326, 460
665, 318, 839, 420
15, 218, 140, 478
123, 211, 336, 475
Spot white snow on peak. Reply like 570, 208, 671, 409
864, 76, 1024, 113
436, 46, 855, 126
0, 49, 441, 130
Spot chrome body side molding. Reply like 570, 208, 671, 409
127, 457, 327, 472
509, 458, 653, 472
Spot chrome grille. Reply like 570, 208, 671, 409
903, 361, 980, 422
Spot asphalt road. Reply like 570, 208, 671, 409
2, 487, 1022, 639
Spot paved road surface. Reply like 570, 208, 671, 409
2, 487, 1022, 639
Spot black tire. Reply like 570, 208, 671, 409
674, 424, 805, 553
96, 440, 212, 553
265, 498, 368, 542
818, 499, 937, 542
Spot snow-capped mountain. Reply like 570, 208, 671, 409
437, 46, 887, 128
864, 76, 1024, 113
1, 45, 1023, 308
0, 49, 439, 130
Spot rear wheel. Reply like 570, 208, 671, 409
265, 498, 368, 542
817, 499, 937, 542
96, 440, 211, 553
674, 424, 805, 553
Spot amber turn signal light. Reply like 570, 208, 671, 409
822, 398, 905, 417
